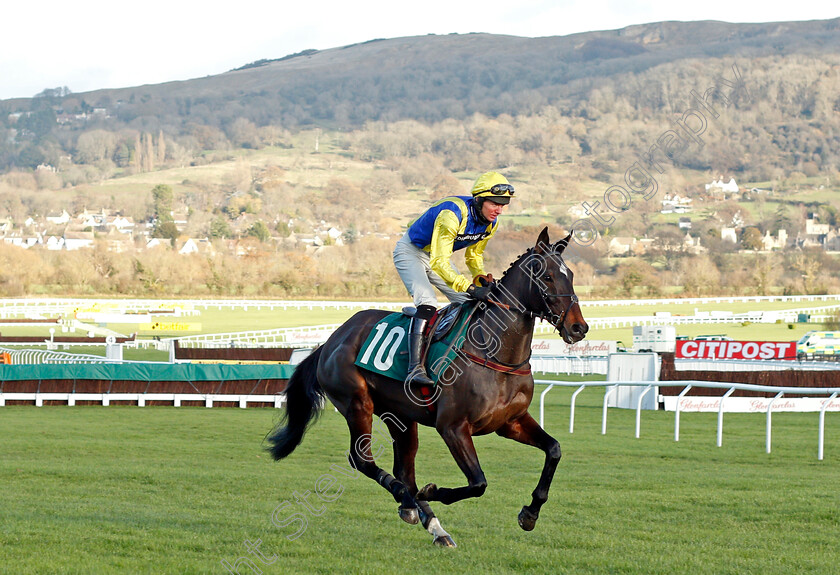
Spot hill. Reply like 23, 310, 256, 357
1, 19, 840, 299
5, 19, 838, 129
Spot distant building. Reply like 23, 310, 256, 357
46, 210, 71, 225
63, 231, 95, 250
684, 233, 705, 254
608, 236, 636, 256
762, 229, 788, 251
721, 227, 738, 243
705, 178, 739, 194
805, 218, 830, 236
661, 193, 693, 214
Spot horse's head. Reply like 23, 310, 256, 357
503, 227, 588, 344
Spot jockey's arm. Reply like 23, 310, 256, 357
428, 210, 471, 293
464, 232, 494, 280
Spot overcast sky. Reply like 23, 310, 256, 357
1, 1, 837, 101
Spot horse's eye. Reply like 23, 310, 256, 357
543, 274, 553, 282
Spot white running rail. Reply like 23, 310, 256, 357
536, 380, 840, 460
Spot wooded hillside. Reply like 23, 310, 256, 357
0, 19, 839, 298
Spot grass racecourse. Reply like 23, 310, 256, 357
1, 386, 839, 574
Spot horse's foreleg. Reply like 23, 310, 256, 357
416, 420, 487, 506
346, 402, 418, 515
386, 418, 455, 547
495, 413, 562, 531
385, 418, 421, 525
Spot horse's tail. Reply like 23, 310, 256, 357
265, 346, 326, 461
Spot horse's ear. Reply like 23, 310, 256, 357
554, 232, 572, 253
535, 226, 550, 253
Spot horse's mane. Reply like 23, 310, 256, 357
500, 237, 569, 280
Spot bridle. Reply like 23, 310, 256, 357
460, 244, 580, 374
527, 287, 578, 332
521, 251, 579, 332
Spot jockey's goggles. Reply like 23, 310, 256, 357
486, 183, 515, 196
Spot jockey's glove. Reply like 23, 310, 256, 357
472, 273, 494, 287
466, 283, 494, 302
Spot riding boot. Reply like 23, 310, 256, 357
405, 316, 435, 387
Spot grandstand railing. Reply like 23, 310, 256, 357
0, 392, 285, 408
536, 380, 840, 461
2, 294, 840, 316
0, 347, 121, 364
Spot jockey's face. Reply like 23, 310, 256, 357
481, 199, 507, 222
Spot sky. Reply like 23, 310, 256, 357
1, 1, 837, 101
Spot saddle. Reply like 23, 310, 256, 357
402, 302, 465, 342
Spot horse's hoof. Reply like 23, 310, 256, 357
518, 506, 538, 531
433, 535, 457, 548
416, 483, 437, 501
398, 506, 420, 525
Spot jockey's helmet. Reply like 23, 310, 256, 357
470, 172, 514, 205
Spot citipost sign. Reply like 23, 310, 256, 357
676, 340, 796, 360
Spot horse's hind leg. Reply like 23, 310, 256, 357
344, 399, 419, 518
495, 413, 562, 531
384, 416, 456, 547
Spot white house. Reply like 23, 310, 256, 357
762, 229, 788, 251
608, 236, 636, 256
63, 231, 95, 250
721, 227, 738, 243
107, 215, 135, 233
705, 178, 739, 194
661, 193, 693, 214
805, 218, 830, 236
146, 238, 173, 250
45, 236, 64, 250
176, 237, 213, 256
46, 210, 71, 225
684, 233, 705, 254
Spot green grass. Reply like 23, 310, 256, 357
1, 388, 838, 574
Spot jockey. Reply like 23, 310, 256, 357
393, 171, 514, 387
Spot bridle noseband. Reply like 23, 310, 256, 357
527, 288, 578, 332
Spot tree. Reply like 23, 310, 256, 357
151, 184, 176, 239
680, 255, 721, 296
614, 260, 660, 297
247, 220, 271, 242
151, 184, 174, 221
209, 216, 232, 239
342, 223, 359, 245
153, 220, 179, 241
75, 130, 117, 164
790, 252, 823, 294
740, 227, 763, 251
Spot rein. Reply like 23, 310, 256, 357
460, 252, 579, 375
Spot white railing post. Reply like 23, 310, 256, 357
717, 387, 736, 447
602, 385, 618, 435
674, 385, 693, 442
569, 385, 586, 434
818, 392, 837, 461
539, 383, 556, 428
635, 385, 654, 439
766, 391, 784, 454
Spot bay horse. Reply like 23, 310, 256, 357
266, 227, 588, 546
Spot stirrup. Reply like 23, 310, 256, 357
405, 365, 434, 387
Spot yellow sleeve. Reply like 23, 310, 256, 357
429, 210, 471, 293
464, 222, 498, 278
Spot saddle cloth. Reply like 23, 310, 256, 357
354, 303, 474, 383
